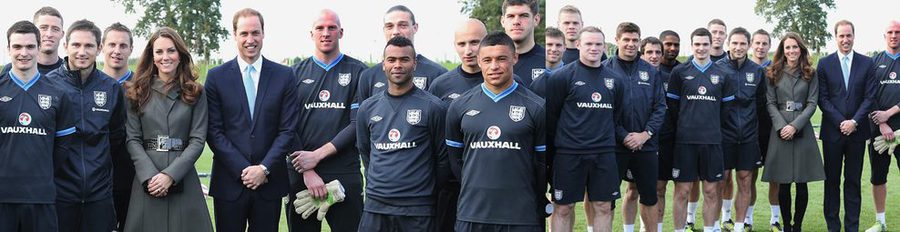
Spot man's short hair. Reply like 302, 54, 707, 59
546, 27, 564, 40
502, 0, 539, 16
690, 28, 712, 43
728, 27, 751, 42
616, 22, 641, 38
577, 26, 604, 41
834, 19, 854, 35
558, 5, 581, 16
66, 19, 102, 46
7, 20, 41, 46
708, 18, 726, 28
102, 22, 133, 46
640, 36, 662, 54
386, 5, 417, 25
752, 29, 771, 44
660, 30, 680, 40
233, 8, 265, 32
384, 36, 416, 56
479, 31, 516, 53
33, 6, 63, 24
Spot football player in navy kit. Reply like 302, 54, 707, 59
501, 0, 545, 86
546, 26, 624, 232
288, 9, 368, 232
357, 5, 448, 102
427, 18, 487, 232
0, 20, 76, 232
445, 32, 547, 232
356, 36, 449, 232
668, 28, 736, 232
864, 20, 900, 232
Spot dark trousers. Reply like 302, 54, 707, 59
822, 139, 864, 232
433, 181, 459, 232
285, 172, 363, 232
213, 190, 282, 232
56, 198, 116, 232
112, 154, 135, 231
359, 211, 433, 232
0, 203, 57, 232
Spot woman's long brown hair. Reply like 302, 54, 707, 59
767, 32, 815, 85
125, 27, 202, 114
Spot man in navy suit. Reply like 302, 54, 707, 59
817, 20, 877, 232
205, 8, 299, 232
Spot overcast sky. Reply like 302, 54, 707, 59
1, 0, 896, 65
548, 0, 898, 57
0, 0, 470, 64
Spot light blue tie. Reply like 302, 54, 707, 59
841, 56, 850, 90
243, 65, 256, 119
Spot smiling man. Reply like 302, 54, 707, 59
0, 20, 77, 232
47, 19, 126, 232
606, 22, 665, 232
356, 36, 449, 232
446, 32, 547, 232
99, 22, 134, 231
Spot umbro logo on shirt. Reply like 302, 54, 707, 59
465, 110, 480, 116
574, 81, 586, 86
0, 96, 11, 102
370, 115, 383, 122
302, 79, 315, 84
448, 93, 461, 99
374, 82, 385, 88
879, 65, 887, 69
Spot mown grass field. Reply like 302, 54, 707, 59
175, 59, 900, 231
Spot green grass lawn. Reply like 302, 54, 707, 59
185, 61, 899, 231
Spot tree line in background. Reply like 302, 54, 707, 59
108, 0, 836, 63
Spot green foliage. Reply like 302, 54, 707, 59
755, 0, 835, 53
112, 0, 230, 61
460, 0, 545, 45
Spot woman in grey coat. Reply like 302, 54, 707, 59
762, 32, 825, 232
123, 27, 212, 232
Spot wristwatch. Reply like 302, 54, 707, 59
851, 119, 858, 127
260, 165, 270, 175
647, 130, 654, 138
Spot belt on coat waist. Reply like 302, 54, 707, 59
778, 101, 805, 112
143, 136, 185, 151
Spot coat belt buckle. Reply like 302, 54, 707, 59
156, 135, 170, 152
785, 101, 798, 112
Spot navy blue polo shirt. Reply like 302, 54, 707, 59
666, 59, 737, 144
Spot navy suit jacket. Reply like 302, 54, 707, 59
817, 51, 876, 142
205, 57, 299, 201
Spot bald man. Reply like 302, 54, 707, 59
865, 20, 900, 232
426, 19, 486, 232
288, 9, 368, 232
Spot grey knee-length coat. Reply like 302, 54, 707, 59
124, 78, 213, 232
762, 68, 826, 184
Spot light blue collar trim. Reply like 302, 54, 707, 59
312, 53, 344, 71
117, 70, 133, 84
481, 81, 518, 102
692, 59, 712, 73
887, 51, 900, 60
9, 71, 41, 91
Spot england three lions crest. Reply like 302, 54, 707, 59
532, 69, 545, 80
38, 94, 52, 110
406, 109, 421, 125
338, 73, 351, 86
746, 73, 755, 83
509, 105, 526, 122
604, 78, 615, 90
93, 91, 107, 107
413, 77, 427, 89
639, 71, 649, 81
710, 75, 720, 85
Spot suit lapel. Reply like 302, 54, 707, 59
228, 60, 255, 132
250, 59, 273, 132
